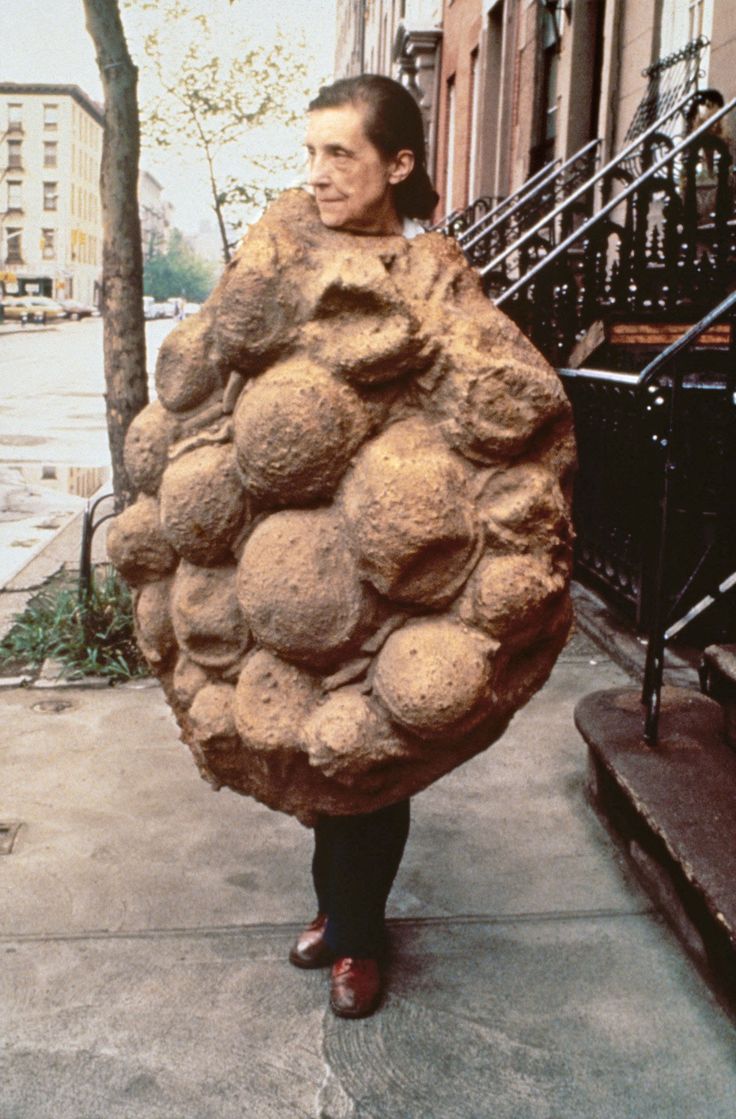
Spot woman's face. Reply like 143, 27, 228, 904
305, 102, 414, 235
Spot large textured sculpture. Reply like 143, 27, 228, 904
108, 190, 575, 825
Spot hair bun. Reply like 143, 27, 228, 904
396, 164, 440, 222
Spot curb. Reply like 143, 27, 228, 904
0, 673, 157, 690
571, 582, 701, 688
0, 324, 56, 335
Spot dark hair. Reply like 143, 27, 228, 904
308, 74, 439, 221
685, 87, 725, 126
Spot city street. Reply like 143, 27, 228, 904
0, 316, 173, 466
0, 317, 173, 585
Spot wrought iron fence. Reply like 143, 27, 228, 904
461, 139, 600, 273
492, 95, 736, 366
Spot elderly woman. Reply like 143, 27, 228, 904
288, 75, 439, 1019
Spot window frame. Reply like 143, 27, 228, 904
41, 228, 56, 261
6, 180, 23, 212
5, 227, 23, 264
43, 181, 58, 211
7, 103, 23, 131
7, 138, 22, 170
43, 102, 59, 130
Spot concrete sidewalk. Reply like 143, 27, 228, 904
2, 627, 736, 1118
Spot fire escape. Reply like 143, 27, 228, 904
440, 38, 736, 743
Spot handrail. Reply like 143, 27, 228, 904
640, 288, 736, 744
457, 158, 560, 245
562, 291, 736, 389
486, 88, 711, 287
638, 289, 736, 388
494, 94, 736, 303
558, 367, 640, 386
463, 139, 600, 253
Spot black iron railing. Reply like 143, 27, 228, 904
455, 160, 559, 245
638, 290, 736, 743
560, 290, 736, 744
491, 94, 736, 365
431, 194, 502, 238
78, 492, 116, 603
624, 36, 709, 148
461, 138, 600, 272
432, 158, 566, 240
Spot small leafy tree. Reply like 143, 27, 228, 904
130, 0, 311, 261
144, 229, 217, 303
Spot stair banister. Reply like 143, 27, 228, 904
458, 158, 561, 245
462, 138, 600, 252
494, 94, 736, 304
637, 290, 736, 388
487, 88, 719, 287
637, 288, 736, 744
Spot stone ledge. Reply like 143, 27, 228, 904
575, 686, 736, 1015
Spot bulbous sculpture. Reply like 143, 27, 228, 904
108, 189, 575, 825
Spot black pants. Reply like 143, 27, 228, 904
312, 799, 411, 958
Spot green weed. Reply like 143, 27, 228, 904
0, 567, 148, 681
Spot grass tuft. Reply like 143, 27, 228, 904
0, 566, 148, 681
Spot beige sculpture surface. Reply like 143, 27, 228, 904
108, 190, 576, 825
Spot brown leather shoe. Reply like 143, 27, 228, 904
329, 957, 382, 1019
289, 914, 334, 969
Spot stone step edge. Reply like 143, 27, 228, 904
575, 685, 736, 1018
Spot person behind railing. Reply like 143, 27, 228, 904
682, 89, 736, 224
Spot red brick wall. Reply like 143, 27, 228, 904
435, 0, 483, 215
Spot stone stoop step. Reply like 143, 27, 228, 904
700, 644, 736, 749
575, 686, 736, 1014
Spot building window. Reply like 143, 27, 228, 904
530, 7, 559, 173
42, 229, 55, 260
43, 103, 59, 130
43, 141, 58, 168
7, 139, 22, 170
43, 182, 58, 211
445, 76, 457, 213
7, 103, 22, 131
467, 48, 481, 203
6, 181, 22, 212
688, 0, 712, 40
5, 228, 22, 264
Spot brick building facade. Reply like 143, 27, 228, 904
335, 0, 736, 223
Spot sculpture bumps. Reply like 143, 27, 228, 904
108, 190, 575, 825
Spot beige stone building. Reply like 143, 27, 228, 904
0, 83, 103, 304
139, 169, 173, 262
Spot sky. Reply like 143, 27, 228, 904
1, 0, 337, 235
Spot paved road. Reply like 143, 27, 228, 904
0, 318, 174, 586
0, 317, 173, 467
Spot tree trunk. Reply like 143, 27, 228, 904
83, 0, 147, 510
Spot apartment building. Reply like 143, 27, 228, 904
433, 0, 735, 217
335, 1, 443, 177
0, 83, 103, 304
337, 1, 736, 220
139, 169, 172, 261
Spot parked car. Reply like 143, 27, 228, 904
1, 296, 66, 323
182, 302, 201, 317
59, 299, 96, 320
143, 299, 177, 320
